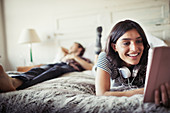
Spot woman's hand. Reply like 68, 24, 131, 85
154, 82, 170, 107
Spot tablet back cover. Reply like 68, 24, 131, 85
144, 47, 170, 102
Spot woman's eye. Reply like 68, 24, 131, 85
123, 42, 130, 45
136, 40, 143, 44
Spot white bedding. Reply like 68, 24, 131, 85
1, 71, 170, 113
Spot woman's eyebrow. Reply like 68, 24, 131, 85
136, 37, 142, 39
121, 37, 142, 40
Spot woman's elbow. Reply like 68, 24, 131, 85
96, 90, 107, 96
96, 93, 105, 96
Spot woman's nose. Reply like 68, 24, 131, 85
130, 43, 137, 51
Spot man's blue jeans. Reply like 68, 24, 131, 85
13, 62, 77, 89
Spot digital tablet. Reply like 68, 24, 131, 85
143, 46, 170, 103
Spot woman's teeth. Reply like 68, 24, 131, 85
128, 53, 138, 57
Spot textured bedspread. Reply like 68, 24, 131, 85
0, 71, 169, 113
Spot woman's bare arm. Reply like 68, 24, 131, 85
95, 68, 144, 97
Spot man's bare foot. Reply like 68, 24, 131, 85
0, 65, 16, 92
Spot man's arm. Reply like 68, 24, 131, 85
61, 54, 93, 70
61, 47, 69, 56
73, 55, 93, 70
55, 47, 69, 62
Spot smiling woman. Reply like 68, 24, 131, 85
95, 20, 170, 108
95, 20, 149, 95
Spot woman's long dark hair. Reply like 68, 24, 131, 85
105, 20, 150, 67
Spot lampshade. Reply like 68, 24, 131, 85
18, 28, 41, 63
18, 29, 41, 44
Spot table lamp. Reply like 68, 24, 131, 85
18, 29, 41, 63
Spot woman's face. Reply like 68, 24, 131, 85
112, 29, 144, 67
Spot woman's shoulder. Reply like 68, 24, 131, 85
97, 52, 118, 79
97, 52, 113, 73
98, 52, 116, 65
98, 52, 107, 59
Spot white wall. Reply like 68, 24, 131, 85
3, 0, 170, 71
0, 0, 7, 70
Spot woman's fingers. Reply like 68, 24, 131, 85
154, 82, 170, 108
160, 84, 169, 107
165, 82, 170, 99
165, 82, 170, 107
154, 89, 160, 106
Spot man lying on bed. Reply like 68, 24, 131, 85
0, 42, 93, 92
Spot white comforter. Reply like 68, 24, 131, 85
0, 71, 169, 113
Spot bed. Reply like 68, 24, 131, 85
0, 34, 170, 113
0, 71, 170, 113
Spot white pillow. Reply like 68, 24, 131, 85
146, 33, 167, 48
52, 47, 64, 63
83, 43, 95, 63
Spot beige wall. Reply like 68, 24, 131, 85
3, 0, 170, 71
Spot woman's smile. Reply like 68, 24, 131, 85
126, 51, 141, 59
